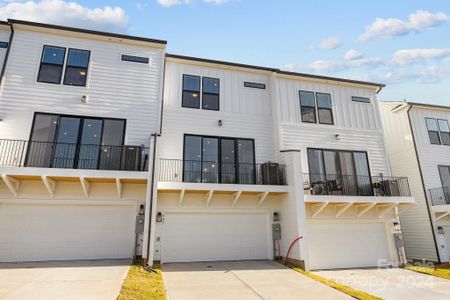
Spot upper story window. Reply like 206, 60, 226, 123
244, 82, 266, 89
426, 118, 450, 145
121, 55, 149, 64
37, 45, 90, 87
182, 74, 220, 111
0, 41, 8, 49
316, 93, 333, 125
37, 46, 66, 84
352, 96, 371, 103
63, 49, 90, 86
299, 91, 334, 125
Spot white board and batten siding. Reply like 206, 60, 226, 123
409, 107, 450, 189
276, 77, 390, 176
379, 102, 439, 261
159, 59, 277, 163
0, 27, 165, 146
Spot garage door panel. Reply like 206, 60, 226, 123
308, 222, 392, 270
162, 213, 270, 263
0, 204, 136, 262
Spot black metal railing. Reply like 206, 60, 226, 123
0, 139, 149, 171
303, 173, 411, 197
159, 159, 287, 185
429, 187, 450, 206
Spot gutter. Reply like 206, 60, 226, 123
0, 22, 14, 83
406, 104, 441, 263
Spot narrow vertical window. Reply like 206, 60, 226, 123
426, 118, 441, 145
63, 48, 90, 86
37, 46, 66, 84
182, 75, 201, 108
299, 91, 316, 123
316, 93, 333, 125
202, 77, 220, 110
438, 119, 450, 145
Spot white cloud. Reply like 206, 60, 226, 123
0, 0, 128, 32
359, 10, 450, 43
311, 36, 342, 50
344, 49, 363, 60
204, 0, 229, 4
392, 48, 450, 65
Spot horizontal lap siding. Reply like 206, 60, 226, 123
0, 29, 164, 146
159, 61, 276, 163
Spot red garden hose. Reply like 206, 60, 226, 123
285, 236, 303, 265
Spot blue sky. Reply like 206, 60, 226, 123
1, 0, 449, 105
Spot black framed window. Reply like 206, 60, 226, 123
183, 134, 255, 184
244, 82, 266, 89
0, 41, 8, 49
299, 91, 316, 123
426, 118, 442, 145
438, 119, 450, 145
121, 54, 149, 64
37, 45, 66, 84
63, 48, 90, 86
439, 165, 450, 188
316, 93, 333, 125
182, 75, 201, 108
202, 77, 220, 110
352, 96, 371, 103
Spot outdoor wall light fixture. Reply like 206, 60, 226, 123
138, 204, 145, 215
156, 212, 163, 222
218, 120, 223, 127
393, 222, 401, 232
335, 134, 340, 140
437, 226, 445, 234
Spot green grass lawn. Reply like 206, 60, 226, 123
118, 263, 166, 300
404, 265, 450, 280
291, 267, 383, 300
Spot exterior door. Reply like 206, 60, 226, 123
52, 117, 80, 168
78, 118, 103, 169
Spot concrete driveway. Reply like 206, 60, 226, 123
314, 268, 450, 300
0, 259, 130, 300
162, 260, 351, 300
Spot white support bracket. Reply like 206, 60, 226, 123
80, 177, 90, 198
257, 192, 269, 207
357, 202, 376, 218
205, 190, 214, 207
311, 202, 329, 218
41, 176, 56, 198
377, 203, 396, 217
178, 189, 185, 207
436, 211, 450, 221
116, 178, 122, 199
1, 174, 20, 197
231, 191, 242, 207
336, 202, 353, 218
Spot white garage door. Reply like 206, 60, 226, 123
161, 212, 271, 263
308, 221, 392, 270
0, 203, 137, 262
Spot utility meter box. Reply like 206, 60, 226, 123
272, 224, 281, 241
135, 215, 145, 234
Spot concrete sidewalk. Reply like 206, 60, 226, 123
0, 259, 130, 300
314, 267, 450, 300
162, 260, 351, 300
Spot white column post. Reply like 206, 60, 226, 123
280, 150, 310, 270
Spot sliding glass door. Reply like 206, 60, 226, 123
307, 148, 372, 196
183, 135, 255, 184
27, 113, 125, 170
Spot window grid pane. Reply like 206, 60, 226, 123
67, 49, 90, 68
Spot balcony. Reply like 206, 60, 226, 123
429, 187, 450, 206
0, 139, 149, 171
303, 173, 411, 197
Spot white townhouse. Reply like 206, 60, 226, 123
380, 102, 450, 263
151, 54, 415, 270
0, 19, 166, 262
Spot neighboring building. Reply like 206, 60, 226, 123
0, 19, 166, 262
380, 102, 450, 263
0, 20, 416, 270
151, 54, 415, 270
